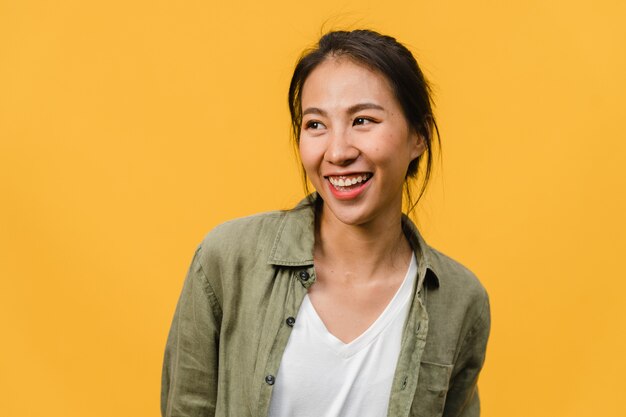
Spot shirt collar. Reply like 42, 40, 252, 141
268, 193, 440, 287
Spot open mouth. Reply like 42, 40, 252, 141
327, 173, 373, 191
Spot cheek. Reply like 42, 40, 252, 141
298, 141, 320, 177
367, 142, 413, 179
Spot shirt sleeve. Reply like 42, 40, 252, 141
443, 291, 491, 417
161, 248, 222, 417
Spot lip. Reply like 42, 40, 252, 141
324, 171, 369, 176
324, 173, 372, 200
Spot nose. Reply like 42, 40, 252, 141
324, 129, 359, 166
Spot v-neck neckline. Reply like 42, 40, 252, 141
303, 253, 417, 358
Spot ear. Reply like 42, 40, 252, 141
409, 131, 427, 160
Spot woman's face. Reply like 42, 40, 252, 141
299, 57, 425, 228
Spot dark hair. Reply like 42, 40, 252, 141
288, 29, 440, 214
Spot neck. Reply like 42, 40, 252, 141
315, 204, 412, 281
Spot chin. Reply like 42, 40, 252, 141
321, 201, 374, 227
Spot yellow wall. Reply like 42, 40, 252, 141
1, 1, 625, 416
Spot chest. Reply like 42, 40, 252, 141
307, 261, 410, 343
216, 264, 453, 417
268, 292, 409, 417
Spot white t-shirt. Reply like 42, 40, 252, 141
268, 254, 417, 417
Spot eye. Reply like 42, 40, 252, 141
304, 120, 325, 130
353, 117, 376, 126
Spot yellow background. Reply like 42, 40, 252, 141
1, 1, 625, 416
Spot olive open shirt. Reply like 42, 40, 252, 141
161, 195, 490, 417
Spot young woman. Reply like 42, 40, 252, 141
162, 30, 490, 417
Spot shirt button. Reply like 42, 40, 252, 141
265, 375, 275, 385
286, 317, 296, 327
298, 270, 310, 281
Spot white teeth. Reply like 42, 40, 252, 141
328, 174, 371, 187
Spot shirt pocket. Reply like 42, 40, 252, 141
410, 361, 453, 417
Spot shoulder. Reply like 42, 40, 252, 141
203, 210, 287, 243
197, 200, 316, 267
403, 214, 487, 306
427, 247, 488, 304
197, 210, 288, 264
188, 210, 291, 304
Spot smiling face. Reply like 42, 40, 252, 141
299, 57, 425, 228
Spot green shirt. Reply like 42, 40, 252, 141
161, 196, 490, 417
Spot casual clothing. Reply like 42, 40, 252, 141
161, 195, 490, 417
267, 254, 417, 417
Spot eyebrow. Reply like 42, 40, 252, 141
302, 102, 385, 117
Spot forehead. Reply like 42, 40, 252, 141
301, 57, 397, 107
